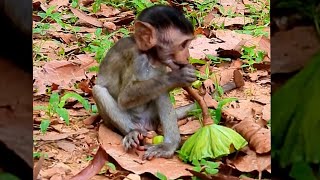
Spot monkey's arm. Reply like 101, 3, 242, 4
143, 93, 181, 159
157, 94, 180, 145
118, 75, 173, 110
118, 64, 195, 110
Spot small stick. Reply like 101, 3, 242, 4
183, 87, 213, 126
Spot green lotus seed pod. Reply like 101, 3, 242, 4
152, 135, 164, 144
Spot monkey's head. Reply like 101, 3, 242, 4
133, 5, 194, 70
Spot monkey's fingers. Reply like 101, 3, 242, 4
123, 137, 139, 151
136, 145, 146, 151
138, 133, 145, 140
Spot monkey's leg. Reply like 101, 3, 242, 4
175, 103, 196, 119
143, 93, 181, 160
92, 85, 146, 150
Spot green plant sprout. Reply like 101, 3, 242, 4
156, 172, 168, 180
34, 92, 91, 133
192, 159, 220, 180
206, 54, 232, 64
240, 45, 265, 72
82, 28, 130, 64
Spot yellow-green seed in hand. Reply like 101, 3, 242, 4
152, 135, 164, 144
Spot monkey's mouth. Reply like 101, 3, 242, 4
164, 59, 187, 70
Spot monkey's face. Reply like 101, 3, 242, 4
155, 28, 194, 68
133, 21, 194, 69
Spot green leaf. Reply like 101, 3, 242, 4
215, 98, 237, 123
178, 124, 247, 162
0, 173, 20, 180
205, 167, 219, 175
192, 80, 202, 89
33, 152, 41, 158
106, 162, 116, 171
205, 64, 210, 77
33, 105, 47, 111
189, 58, 206, 65
91, 104, 98, 113
46, 6, 56, 14
193, 165, 201, 172
88, 66, 99, 72
40, 119, 50, 134
169, 92, 176, 104
38, 12, 47, 19
59, 92, 91, 111
205, 161, 220, 169
55, 108, 70, 125
95, 28, 102, 37
290, 162, 316, 180
92, 0, 102, 13
71, 0, 78, 7
49, 92, 60, 108
156, 172, 167, 180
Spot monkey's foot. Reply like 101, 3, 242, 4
122, 130, 146, 151
142, 143, 176, 160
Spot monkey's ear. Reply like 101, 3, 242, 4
134, 21, 157, 51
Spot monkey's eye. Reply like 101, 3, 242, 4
180, 40, 189, 49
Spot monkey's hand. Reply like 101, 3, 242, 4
122, 130, 147, 151
168, 64, 197, 87
142, 143, 176, 160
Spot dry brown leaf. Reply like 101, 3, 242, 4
70, 7, 103, 27
103, 11, 135, 25
79, 0, 94, 6
78, 79, 92, 95
50, 174, 64, 180
189, 31, 254, 59
203, 79, 214, 93
34, 154, 44, 179
103, 21, 117, 30
233, 120, 270, 154
98, 124, 192, 179
48, 0, 69, 10
124, 174, 141, 180
83, 115, 101, 125
219, 69, 234, 86
0, 60, 33, 167
233, 70, 245, 88
262, 104, 270, 121
40, 163, 72, 179
33, 40, 63, 53
34, 129, 89, 141
248, 70, 268, 81
77, 27, 97, 33
203, 10, 218, 27
224, 100, 255, 122
272, 26, 320, 74
203, 93, 218, 108
33, 54, 98, 95
41, 167, 64, 179
179, 120, 201, 135
230, 59, 243, 69
210, 17, 254, 27
94, 4, 120, 17
251, 95, 270, 105
70, 146, 108, 180
216, 0, 246, 15
56, 140, 76, 152
228, 148, 271, 176
49, 32, 76, 44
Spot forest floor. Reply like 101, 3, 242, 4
32, 0, 271, 179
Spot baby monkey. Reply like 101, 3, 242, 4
93, 5, 196, 160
